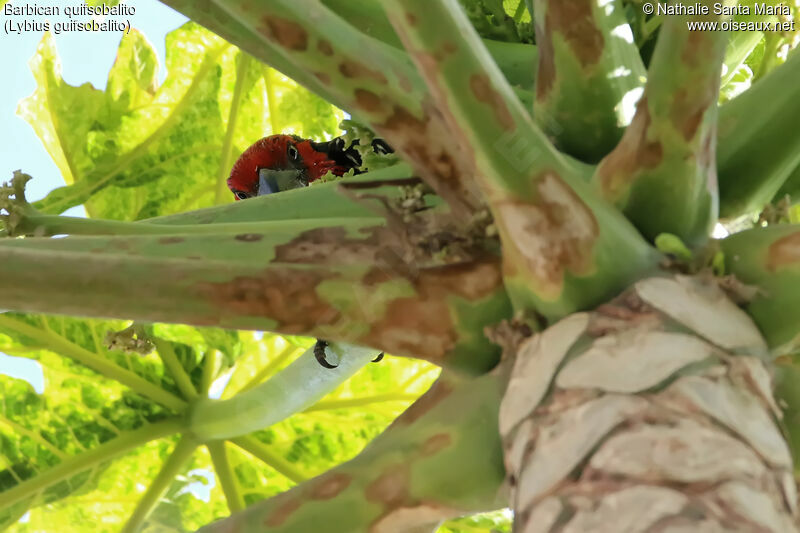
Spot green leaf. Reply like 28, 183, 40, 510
16, 32, 107, 187
106, 28, 159, 114
0, 354, 183, 530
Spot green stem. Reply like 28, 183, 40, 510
594, 0, 727, 244
264, 68, 282, 135
138, 163, 411, 227
642, 14, 663, 39
10, 210, 380, 237
207, 441, 245, 513
152, 337, 197, 401
718, 49, 800, 218
230, 435, 306, 484
215, 52, 252, 205
189, 343, 377, 441
0, 315, 187, 412
121, 435, 198, 533
304, 393, 420, 412
200, 349, 221, 396
0, 221, 504, 373
386, 0, 561, 189
0, 418, 184, 513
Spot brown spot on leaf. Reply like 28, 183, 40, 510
420, 433, 452, 456
310, 473, 352, 500
380, 105, 462, 190
497, 173, 599, 297
671, 87, 713, 141
109, 240, 132, 251
264, 495, 303, 527
382, 106, 428, 135
431, 42, 457, 62
767, 231, 800, 271
317, 39, 334, 56
370, 504, 462, 533
262, 16, 308, 51
547, 0, 603, 67
355, 88, 384, 114
339, 60, 387, 85
405, 12, 417, 26
315, 72, 331, 85
366, 463, 410, 508
470, 74, 515, 131
361, 259, 503, 359
196, 268, 340, 334
597, 97, 663, 200
682, 31, 708, 69
536, 0, 602, 100
158, 237, 184, 245
235, 233, 263, 242
395, 71, 413, 93
379, 103, 480, 216
274, 226, 389, 265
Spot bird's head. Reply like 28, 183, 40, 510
227, 134, 343, 200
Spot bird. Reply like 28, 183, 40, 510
227, 134, 392, 199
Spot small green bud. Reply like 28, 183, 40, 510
655, 233, 693, 262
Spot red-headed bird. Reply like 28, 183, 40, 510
227, 133, 392, 368
227, 134, 392, 200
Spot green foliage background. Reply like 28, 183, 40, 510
2, 0, 799, 530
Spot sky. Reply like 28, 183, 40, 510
0, 0, 189, 393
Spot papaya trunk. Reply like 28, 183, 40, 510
501, 274, 797, 532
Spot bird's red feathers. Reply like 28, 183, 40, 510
227, 134, 350, 200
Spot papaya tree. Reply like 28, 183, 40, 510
1, 0, 800, 531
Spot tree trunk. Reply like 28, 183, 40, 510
500, 274, 798, 532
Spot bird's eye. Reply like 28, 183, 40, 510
287, 144, 301, 163
235, 191, 250, 200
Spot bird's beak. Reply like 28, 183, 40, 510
257, 168, 307, 196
